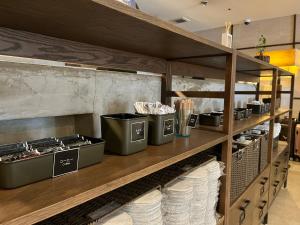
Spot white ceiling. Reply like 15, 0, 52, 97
136, 0, 300, 32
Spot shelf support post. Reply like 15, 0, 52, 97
161, 62, 172, 106
220, 51, 236, 225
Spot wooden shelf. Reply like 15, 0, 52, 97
0, 0, 231, 61
0, 129, 227, 225
198, 114, 272, 136
233, 114, 272, 135
272, 141, 288, 162
0, 0, 293, 79
274, 108, 291, 117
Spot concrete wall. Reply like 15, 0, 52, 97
196, 15, 299, 52
0, 59, 255, 137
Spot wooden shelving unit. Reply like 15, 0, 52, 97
0, 1, 295, 225
0, 130, 227, 225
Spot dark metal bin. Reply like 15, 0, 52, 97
147, 113, 175, 145
101, 113, 148, 155
0, 136, 105, 189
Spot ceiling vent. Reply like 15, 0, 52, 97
172, 17, 191, 24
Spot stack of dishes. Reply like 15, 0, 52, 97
203, 161, 223, 225
124, 190, 163, 225
89, 211, 133, 225
182, 166, 209, 225
99, 212, 133, 225
162, 180, 193, 225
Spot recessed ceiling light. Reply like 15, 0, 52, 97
172, 17, 191, 24
200, 0, 208, 6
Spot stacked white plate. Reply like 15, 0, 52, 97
90, 211, 133, 225
182, 166, 209, 225
124, 190, 163, 225
162, 179, 193, 225
203, 161, 223, 225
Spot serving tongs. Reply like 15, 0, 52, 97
59, 134, 92, 148
0, 143, 27, 157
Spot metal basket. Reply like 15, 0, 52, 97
231, 146, 247, 204
259, 133, 269, 172
244, 136, 261, 186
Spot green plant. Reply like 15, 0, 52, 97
257, 34, 267, 56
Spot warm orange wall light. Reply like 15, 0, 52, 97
265, 49, 299, 75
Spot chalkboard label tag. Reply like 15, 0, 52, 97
53, 148, 79, 178
131, 121, 145, 142
187, 114, 198, 128
163, 119, 174, 136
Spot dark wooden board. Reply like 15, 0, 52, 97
0, 0, 231, 60
0, 27, 166, 74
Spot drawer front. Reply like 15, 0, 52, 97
253, 191, 269, 225
229, 191, 254, 225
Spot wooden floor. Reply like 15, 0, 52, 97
269, 161, 300, 225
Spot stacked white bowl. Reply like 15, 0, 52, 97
162, 179, 193, 225
182, 166, 209, 225
203, 161, 223, 225
89, 211, 133, 225
98, 212, 133, 225
124, 189, 163, 225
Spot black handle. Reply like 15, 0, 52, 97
240, 200, 251, 210
239, 200, 250, 225
275, 161, 280, 165
273, 187, 277, 197
260, 177, 268, 185
260, 185, 265, 196
274, 181, 280, 187
239, 209, 246, 225
259, 201, 267, 219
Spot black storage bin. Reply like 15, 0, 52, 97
247, 104, 264, 114
234, 109, 246, 120
231, 145, 247, 204
101, 113, 148, 155
0, 114, 105, 189
199, 113, 223, 127
147, 113, 175, 145
262, 98, 271, 104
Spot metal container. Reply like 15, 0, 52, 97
147, 113, 175, 145
235, 108, 252, 119
243, 135, 261, 186
0, 136, 105, 189
247, 104, 264, 114
258, 132, 269, 173
231, 145, 247, 204
101, 113, 148, 155
199, 113, 222, 127
234, 109, 245, 120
